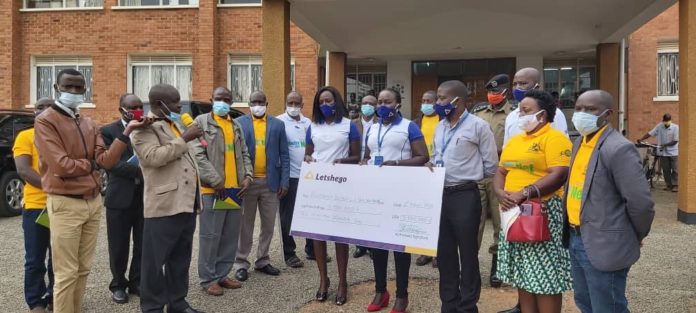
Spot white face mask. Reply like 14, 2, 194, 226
250, 105, 267, 117
58, 91, 85, 109
517, 110, 544, 132
286, 106, 301, 117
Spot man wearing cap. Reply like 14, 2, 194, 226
638, 113, 679, 192
471, 74, 512, 288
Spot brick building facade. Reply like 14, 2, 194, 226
0, 0, 319, 124
627, 3, 680, 140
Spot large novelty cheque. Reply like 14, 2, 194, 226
290, 163, 445, 256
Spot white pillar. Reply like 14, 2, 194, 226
386, 60, 412, 118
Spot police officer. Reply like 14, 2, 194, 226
472, 74, 512, 288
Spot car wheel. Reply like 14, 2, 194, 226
0, 171, 24, 217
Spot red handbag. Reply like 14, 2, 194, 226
506, 185, 551, 243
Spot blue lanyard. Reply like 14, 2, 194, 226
440, 112, 469, 160
376, 120, 393, 155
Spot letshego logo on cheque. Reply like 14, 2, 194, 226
304, 171, 348, 184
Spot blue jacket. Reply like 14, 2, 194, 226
236, 114, 290, 192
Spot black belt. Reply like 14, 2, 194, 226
444, 181, 478, 193
569, 224, 581, 235
60, 194, 87, 200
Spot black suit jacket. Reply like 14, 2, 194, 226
101, 120, 143, 209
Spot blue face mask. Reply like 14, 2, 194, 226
320, 103, 336, 118
361, 104, 375, 117
572, 110, 608, 136
212, 101, 230, 116
434, 97, 459, 118
377, 105, 397, 119
160, 101, 181, 122
421, 104, 435, 116
512, 88, 527, 103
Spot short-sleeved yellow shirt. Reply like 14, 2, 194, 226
12, 128, 47, 209
499, 123, 572, 199
420, 114, 439, 156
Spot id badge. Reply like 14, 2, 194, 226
374, 156, 384, 166
435, 160, 444, 167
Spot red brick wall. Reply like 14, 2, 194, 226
5, 0, 318, 125
627, 3, 679, 140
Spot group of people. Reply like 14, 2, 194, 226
15, 66, 656, 313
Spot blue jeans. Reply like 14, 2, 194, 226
22, 209, 54, 309
569, 230, 630, 313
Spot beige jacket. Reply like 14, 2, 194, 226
130, 113, 201, 218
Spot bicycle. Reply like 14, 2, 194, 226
635, 141, 661, 188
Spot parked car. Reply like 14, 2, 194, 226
0, 110, 36, 217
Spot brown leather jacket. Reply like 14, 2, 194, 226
34, 105, 127, 199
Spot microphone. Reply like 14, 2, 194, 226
181, 112, 208, 148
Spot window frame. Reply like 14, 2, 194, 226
127, 55, 194, 103
112, 0, 199, 9
654, 42, 679, 101
227, 55, 295, 107
29, 56, 95, 108
217, 0, 261, 8
21, 0, 104, 11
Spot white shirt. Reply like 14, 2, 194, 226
503, 107, 568, 146
277, 112, 311, 178
307, 117, 360, 163
431, 111, 499, 186
365, 117, 423, 165
360, 117, 375, 159
649, 123, 679, 157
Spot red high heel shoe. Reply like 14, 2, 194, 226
367, 292, 390, 312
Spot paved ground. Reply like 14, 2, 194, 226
0, 183, 694, 313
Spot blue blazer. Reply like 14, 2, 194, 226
236, 114, 290, 192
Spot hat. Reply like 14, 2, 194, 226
485, 74, 510, 91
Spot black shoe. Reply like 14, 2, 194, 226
128, 285, 141, 296
490, 254, 502, 288
111, 289, 128, 304
497, 303, 521, 313
353, 247, 367, 258
235, 268, 249, 281
255, 264, 281, 276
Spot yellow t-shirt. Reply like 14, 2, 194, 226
12, 128, 47, 209
201, 115, 240, 194
253, 115, 267, 177
420, 114, 439, 156
566, 126, 607, 225
499, 123, 572, 199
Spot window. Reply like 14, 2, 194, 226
346, 72, 387, 104
32, 56, 93, 104
228, 56, 295, 106
543, 62, 596, 109
129, 56, 192, 102
219, 0, 260, 5
24, 0, 102, 9
118, 0, 197, 7
657, 42, 679, 99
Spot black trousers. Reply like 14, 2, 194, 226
279, 178, 313, 260
372, 249, 411, 298
140, 213, 196, 313
437, 185, 481, 313
106, 191, 144, 292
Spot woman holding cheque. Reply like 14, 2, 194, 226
361, 88, 429, 313
493, 90, 572, 313
304, 86, 361, 306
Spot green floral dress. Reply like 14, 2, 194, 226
497, 196, 573, 294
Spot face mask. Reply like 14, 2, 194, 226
320, 103, 336, 118
286, 106, 301, 117
57, 91, 85, 109
377, 105, 397, 119
361, 104, 375, 117
250, 105, 267, 117
213, 101, 230, 117
159, 101, 181, 122
434, 97, 459, 118
517, 110, 544, 132
421, 104, 435, 116
663, 121, 672, 128
487, 91, 506, 105
512, 88, 527, 103
121, 107, 144, 122
572, 110, 608, 136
